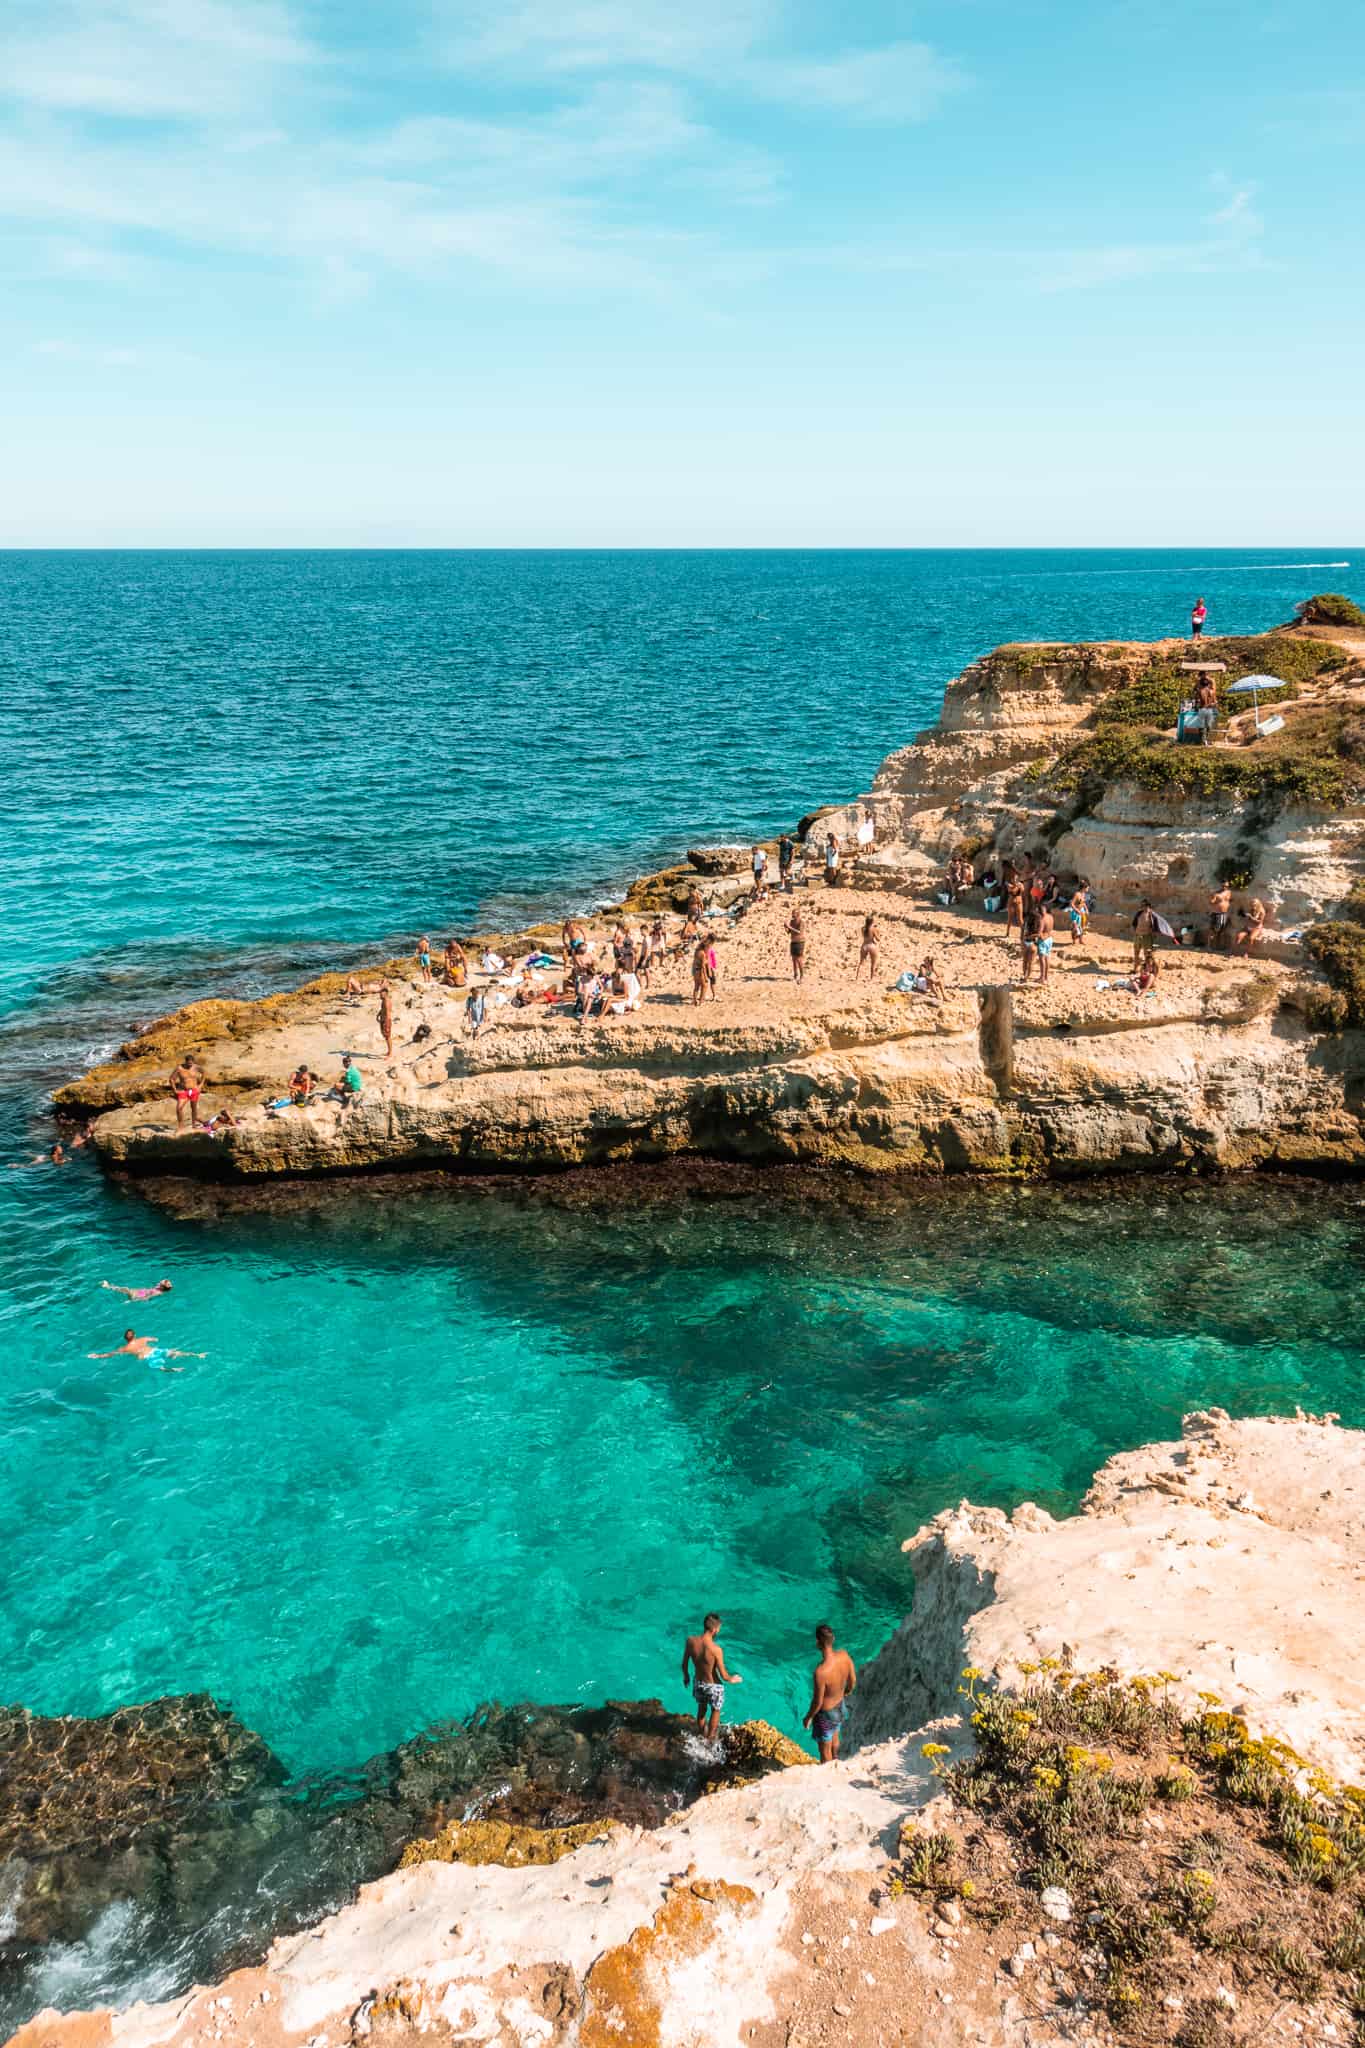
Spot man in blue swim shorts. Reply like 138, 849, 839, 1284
803, 1623, 857, 1762
681, 1611, 743, 1740
89, 1329, 206, 1372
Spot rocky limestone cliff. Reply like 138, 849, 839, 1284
17, 1414, 1362, 2048
849, 1408, 1365, 1780
54, 624, 1365, 1183
852, 629, 1365, 928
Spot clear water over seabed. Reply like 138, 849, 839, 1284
2, 551, 1364, 2016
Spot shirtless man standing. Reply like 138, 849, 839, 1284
1036, 902, 1055, 986
787, 906, 807, 984
1208, 883, 1233, 950
169, 1058, 202, 1129
681, 1612, 742, 1740
803, 1623, 857, 1762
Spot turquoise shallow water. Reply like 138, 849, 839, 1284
2, 550, 1365, 2017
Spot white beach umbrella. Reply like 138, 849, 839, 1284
1227, 674, 1284, 734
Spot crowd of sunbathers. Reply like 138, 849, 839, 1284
45, 824, 1288, 1165
938, 847, 1274, 985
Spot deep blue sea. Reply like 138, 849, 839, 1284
3, 549, 1365, 2017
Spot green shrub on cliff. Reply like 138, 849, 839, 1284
1304, 921, 1365, 1029
1296, 593, 1365, 628
1056, 697, 1365, 814
904, 1666, 1365, 2039
1055, 722, 1353, 809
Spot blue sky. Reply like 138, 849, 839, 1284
2, 0, 1362, 544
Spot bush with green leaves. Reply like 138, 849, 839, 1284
1296, 593, 1365, 628
919, 1666, 1365, 2037
1056, 724, 1354, 810
1304, 922, 1365, 1029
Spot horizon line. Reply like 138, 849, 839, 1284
0, 544, 1357, 557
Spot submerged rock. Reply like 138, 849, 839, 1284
0, 1693, 745, 2033
0, 1696, 287, 1953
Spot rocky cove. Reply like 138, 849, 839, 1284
12, 1410, 1365, 2048
52, 619, 1365, 1184
0, 1690, 808, 2040
14, 611, 1365, 2048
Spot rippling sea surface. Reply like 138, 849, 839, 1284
3, 549, 1364, 2019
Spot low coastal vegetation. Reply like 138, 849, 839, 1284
998, 628, 1360, 816
1093, 638, 1345, 731
889, 1666, 1365, 2043
1055, 707, 1363, 809
1042, 633, 1360, 811
1297, 593, 1365, 628
1305, 881, 1365, 1030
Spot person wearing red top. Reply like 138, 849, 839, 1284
1191, 597, 1208, 640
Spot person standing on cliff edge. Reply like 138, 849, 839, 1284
1191, 597, 1207, 640
169, 1057, 202, 1130
803, 1624, 857, 1762
682, 1613, 742, 1740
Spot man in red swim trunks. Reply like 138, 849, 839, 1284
170, 1057, 202, 1129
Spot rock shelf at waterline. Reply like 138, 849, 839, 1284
0, 1695, 804, 2038
56, 622, 1365, 1181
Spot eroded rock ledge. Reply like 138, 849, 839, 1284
16, 1412, 1362, 2048
55, 625, 1365, 1181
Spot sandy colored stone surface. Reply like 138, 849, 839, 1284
56, 883, 1365, 1181
852, 1410, 1365, 1781
53, 626, 1365, 1183
866, 631, 1365, 927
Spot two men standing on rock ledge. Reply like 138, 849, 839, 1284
681, 1614, 857, 1761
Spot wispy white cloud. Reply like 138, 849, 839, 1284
748, 41, 967, 122
819, 173, 1271, 295
1031, 236, 1266, 291
1015, 171, 1268, 291
0, 119, 727, 298
3, 0, 314, 119
442, 0, 964, 122
33, 336, 148, 365
446, 0, 775, 78
0, 0, 965, 300
1205, 173, 1261, 238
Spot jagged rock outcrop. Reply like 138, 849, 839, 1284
861, 633, 1365, 925
850, 1410, 1365, 1778
0, 1696, 763, 2038
54, 625, 1365, 1183
0, 1696, 287, 1954
57, 966, 1365, 1182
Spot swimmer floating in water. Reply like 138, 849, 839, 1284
101, 1279, 173, 1302
9, 1143, 66, 1168
89, 1329, 205, 1372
